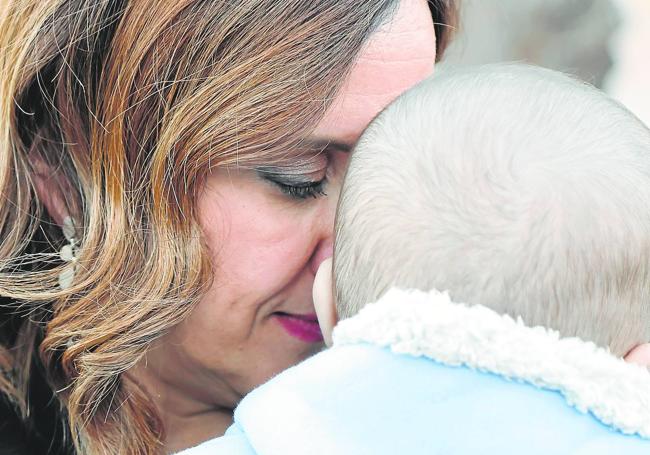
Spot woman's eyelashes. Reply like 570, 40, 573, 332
256, 166, 328, 200
268, 178, 327, 199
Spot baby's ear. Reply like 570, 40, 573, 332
624, 343, 650, 368
313, 257, 337, 347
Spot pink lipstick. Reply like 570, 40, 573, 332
274, 312, 324, 343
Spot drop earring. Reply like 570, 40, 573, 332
58, 216, 78, 290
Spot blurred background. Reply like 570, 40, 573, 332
442, 0, 650, 126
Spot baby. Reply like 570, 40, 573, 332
179, 64, 650, 454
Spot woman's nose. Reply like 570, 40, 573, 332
310, 237, 333, 276
309, 191, 338, 275
309, 158, 346, 275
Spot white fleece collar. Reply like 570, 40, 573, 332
332, 288, 650, 439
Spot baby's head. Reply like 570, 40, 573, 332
314, 64, 650, 362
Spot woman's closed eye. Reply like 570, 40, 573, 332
258, 170, 328, 200
266, 177, 327, 199
256, 162, 329, 200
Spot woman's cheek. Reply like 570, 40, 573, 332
203, 195, 317, 292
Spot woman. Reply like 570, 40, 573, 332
0, 0, 456, 453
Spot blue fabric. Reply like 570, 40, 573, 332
174, 425, 255, 455
181, 343, 650, 454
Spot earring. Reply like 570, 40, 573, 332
58, 216, 78, 290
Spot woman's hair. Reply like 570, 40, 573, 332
0, 1, 456, 453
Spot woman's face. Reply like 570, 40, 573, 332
143, 0, 437, 415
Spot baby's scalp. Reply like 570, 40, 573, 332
334, 64, 650, 356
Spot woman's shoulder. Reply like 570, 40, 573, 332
0, 395, 36, 455
0, 378, 74, 455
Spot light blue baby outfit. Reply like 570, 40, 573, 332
178, 289, 650, 455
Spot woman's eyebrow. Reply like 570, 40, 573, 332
305, 138, 353, 154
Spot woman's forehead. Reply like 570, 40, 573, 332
312, 0, 436, 146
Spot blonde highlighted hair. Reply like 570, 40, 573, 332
0, 0, 457, 453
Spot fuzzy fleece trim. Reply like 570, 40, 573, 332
332, 288, 650, 438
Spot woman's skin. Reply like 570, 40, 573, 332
129, 0, 437, 451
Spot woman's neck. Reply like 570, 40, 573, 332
126, 364, 236, 454
162, 405, 233, 454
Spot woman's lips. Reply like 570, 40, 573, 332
273, 312, 324, 343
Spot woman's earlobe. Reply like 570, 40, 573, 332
624, 343, 650, 367
313, 257, 337, 347
29, 153, 75, 227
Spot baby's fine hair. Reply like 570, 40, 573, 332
334, 64, 650, 356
